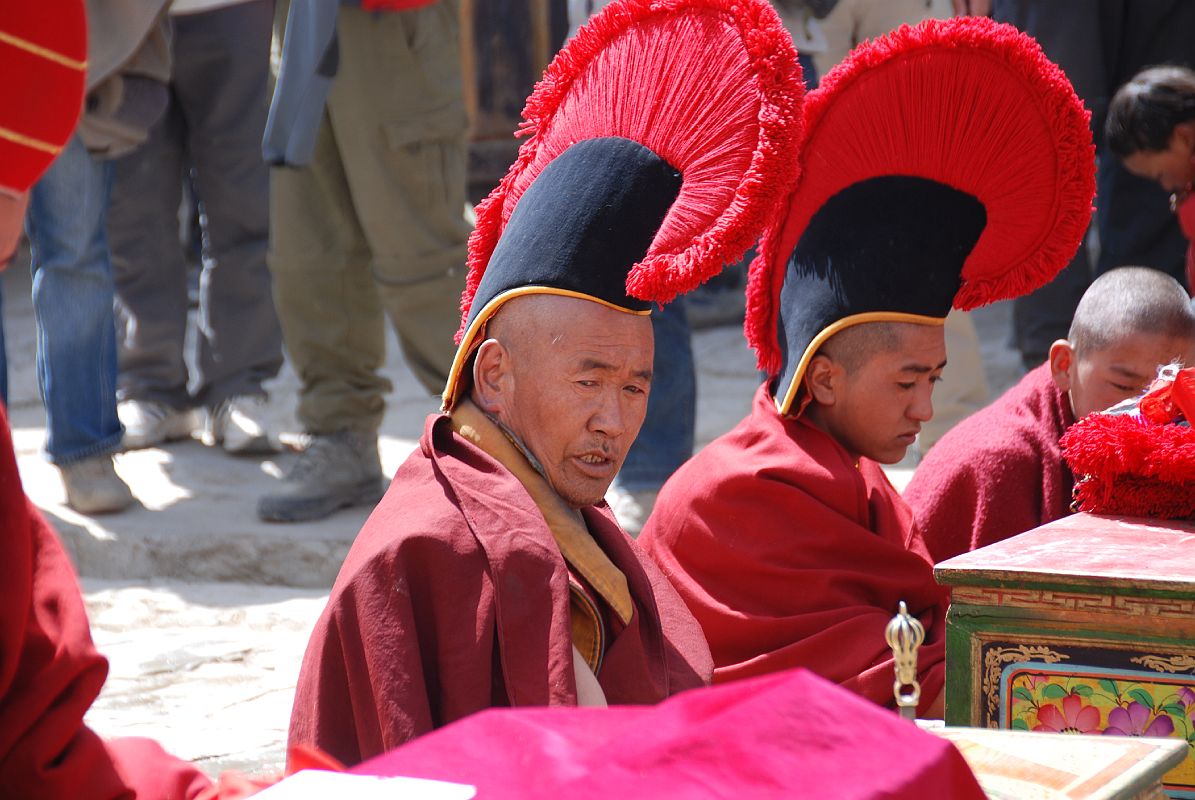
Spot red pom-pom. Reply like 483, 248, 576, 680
745, 17, 1095, 375
456, 0, 805, 343
1061, 413, 1195, 519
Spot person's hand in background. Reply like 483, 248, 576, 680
0, 191, 28, 269
952, 0, 991, 16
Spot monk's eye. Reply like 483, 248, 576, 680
896, 382, 915, 390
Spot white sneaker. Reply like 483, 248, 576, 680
119, 399, 199, 450
606, 486, 659, 538
206, 395, 281, 455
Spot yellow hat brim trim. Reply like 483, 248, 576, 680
441, 286, 651, 412
775, 311, 947, 417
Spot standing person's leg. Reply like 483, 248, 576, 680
25, 136, 132, 514
608, 300, 695, 536
991, 0, 1106, 367
108, 88, 199, 448
173, 0, 284, 452
260, 110, 389, 522
328, 1, 469, 397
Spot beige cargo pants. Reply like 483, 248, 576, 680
269, 0, 470, 435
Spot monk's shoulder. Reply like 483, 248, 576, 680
337, 448, 487, 587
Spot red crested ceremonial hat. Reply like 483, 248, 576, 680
0, 0, 87, 194
744, 17, 1096, 416
441, 0, 806, 411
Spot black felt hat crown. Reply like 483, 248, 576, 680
440, 0, 806, 411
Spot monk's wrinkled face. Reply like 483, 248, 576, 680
1051, 333, 1195, 421
476, 296, 653, 508
805, 323, 946, 464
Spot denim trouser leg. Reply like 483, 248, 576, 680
25, 136, 123, 465
614, 299, 695, 493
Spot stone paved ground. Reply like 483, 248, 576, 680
2, 261, 1020, 780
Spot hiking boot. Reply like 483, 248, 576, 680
256, 430, 385, 523
119, 399, 198, 450
59, 454, 135, 515
206, 395, 281, 455
606, 486, 658, 538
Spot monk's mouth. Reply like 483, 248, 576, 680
572, 454, 615, 478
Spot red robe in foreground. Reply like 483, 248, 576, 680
288, 413, 712, 767
904, 363, 1074, 564
0, 403, 211, 799
353, 668, 985, 799
639, 385, 946, 712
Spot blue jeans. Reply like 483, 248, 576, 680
614, 299, 695, 493
24, 136, 123, 465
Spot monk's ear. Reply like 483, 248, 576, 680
804, 354, 841, 407
471, 339, 513, 415
1048, 339, 1074, 393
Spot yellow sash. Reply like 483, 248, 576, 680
451, 401, 634, 672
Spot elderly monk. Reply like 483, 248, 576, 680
640, 17, 1096, 716
286, 0, 805, 766
906, 267, 1195, 564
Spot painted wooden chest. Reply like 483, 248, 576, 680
935, 513, 1195, 799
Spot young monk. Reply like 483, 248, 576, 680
639, 17, 1095, 715
286, 0, 804, 766
906, 267, 1195, 564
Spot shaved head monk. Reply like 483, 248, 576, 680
639, 18, 1095, 716
906, 267, 1195, 564
285, 0, 805, 766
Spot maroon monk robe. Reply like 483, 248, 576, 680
638, 384, 947, 714
0, 402, 211, 800
904, 363, 1074, 565
288, 413, 712, 767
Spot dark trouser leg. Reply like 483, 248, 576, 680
108, 90, 191, 408
173, 0, 283, 407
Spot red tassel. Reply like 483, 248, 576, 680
746, 17, 1095, 375
1061, 413, 1195, 519
456, 0, 805, 344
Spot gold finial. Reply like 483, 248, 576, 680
885, 601, 925, 721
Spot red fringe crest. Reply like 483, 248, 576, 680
1061, 414, 1195, 519
456, 0, 805, 344
745, 17, 1096, 375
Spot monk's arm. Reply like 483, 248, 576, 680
289, 558, 438, 766
0, 505, 210, 800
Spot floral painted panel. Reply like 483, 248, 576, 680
1001, 665, 1195, 797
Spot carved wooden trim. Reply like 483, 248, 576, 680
951, 586, 1195, 618
1131, 654, 1195, 674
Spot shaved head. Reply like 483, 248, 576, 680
1069, 267, 1195, 358
485, 294, 575, 358
820, 322, 909, 373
